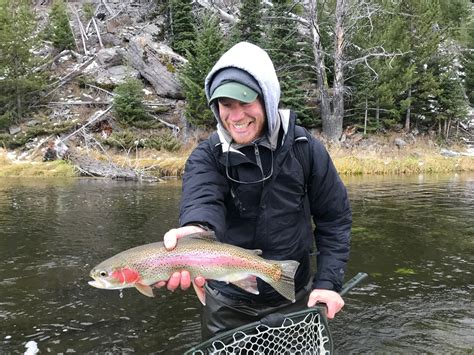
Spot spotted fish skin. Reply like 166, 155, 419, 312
88, 232, 299, 304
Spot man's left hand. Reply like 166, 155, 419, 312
307, 289, 344, 319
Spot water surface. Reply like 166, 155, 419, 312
0, 174, 472, 353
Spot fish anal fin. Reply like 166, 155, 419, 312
192, 281, 206, 305
231, 276, 259, 295
135, 283, 154, 297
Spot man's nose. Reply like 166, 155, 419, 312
228, 106, 244, 121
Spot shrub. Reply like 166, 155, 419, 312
112, 78, 148, 126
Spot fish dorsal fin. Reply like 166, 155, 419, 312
250, 249, 263, 255
185, 231, 217, 241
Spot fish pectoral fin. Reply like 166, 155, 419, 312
231, 276, 259, 295
192, 281, 206, 306
135, 283, 154, 297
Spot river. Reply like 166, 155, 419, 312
0, 174, 472, 354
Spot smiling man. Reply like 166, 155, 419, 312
159, 42, 352, 340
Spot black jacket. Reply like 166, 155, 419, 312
179, 113, 352, 303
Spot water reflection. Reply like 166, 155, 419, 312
0, 174, 473, 353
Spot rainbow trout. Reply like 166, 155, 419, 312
88, 232, 299, 305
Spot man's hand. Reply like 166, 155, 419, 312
155, 226, 207, 292
307, 289, 345, 319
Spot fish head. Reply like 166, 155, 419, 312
89, 263, 141, 290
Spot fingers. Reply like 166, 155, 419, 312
154, 271, 205, 293
194, 276, 206, 288
163, 226, 208, 250
307, 289, 345, 319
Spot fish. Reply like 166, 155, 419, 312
88, 231, 300, 305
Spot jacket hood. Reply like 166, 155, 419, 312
205, 42, 281, 150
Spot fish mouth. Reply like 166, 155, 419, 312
88, 279, 124, 290
88, 280, 106, 289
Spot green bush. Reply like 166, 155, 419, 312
104, 130, 141, 150
48, 0, 75, 51
112, 78, 149, 125
144, 132, 181, 151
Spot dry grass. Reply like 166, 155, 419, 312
329, 136, 474, 175
1, 135, 473, 178
0, 151, 77, 178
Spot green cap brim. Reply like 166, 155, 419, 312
209, 82, 258, 103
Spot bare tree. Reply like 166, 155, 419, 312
307, 0, 402, 142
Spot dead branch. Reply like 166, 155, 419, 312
100, 0, 115, 17
92, 17, 104, 48
60, 106, 112, 143
43, 55, 96, 97
47, 101, 111, 105
86, 84, 115, 97
72, 7, 89, 54
194, 0, 236, 23
147, 112, 180, 135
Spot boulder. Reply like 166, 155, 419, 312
126, 34, 186, 99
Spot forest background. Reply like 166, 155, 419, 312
0, 0, 473, 179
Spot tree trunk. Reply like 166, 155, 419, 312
329, 0, 346, 141
405, 87, 412, 132
375, 98, 380, 126
309, 0, 331, 135
364, 97, 368, 135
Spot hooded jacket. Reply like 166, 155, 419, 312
180, 42, 351, 303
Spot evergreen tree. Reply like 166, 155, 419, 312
113, 78, 148, 126
264, 0, 316, 127
232, 0, 264, 46
461, 15, 474, 105
0, 0, 46, 127
345, 0, 404, 131
436, 53, 469, 136
179, 14, 225, 128
169, 0, 195, 56
48, 0, 75, 52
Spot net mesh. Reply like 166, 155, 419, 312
188, 308, 332, 355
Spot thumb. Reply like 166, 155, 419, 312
163, 229, 178, 250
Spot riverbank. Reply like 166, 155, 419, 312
1, 135, 473, 178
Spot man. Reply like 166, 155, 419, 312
157, 42, 352, 339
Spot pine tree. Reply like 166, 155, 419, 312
0, 0, 46, 127
169, 0, 195, 56
113, 78, 148, 126
264, 0, 316, 127
233, 0, 264, 46
347, 0, 416, 131
48, 0, 75, 52
179, 14, 225, 128
461, 15, 474, 105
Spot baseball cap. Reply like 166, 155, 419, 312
209, 81, 259, 103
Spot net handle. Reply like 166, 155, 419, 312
340, 272, 369, 296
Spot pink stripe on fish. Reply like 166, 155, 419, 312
151, 253, 255, 268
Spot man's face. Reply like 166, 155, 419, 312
218, 97, 266, 145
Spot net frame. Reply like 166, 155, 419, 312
184, 273, 369, 354
184, 305, 333, 355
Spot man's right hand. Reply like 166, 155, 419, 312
155, 225, 207, 292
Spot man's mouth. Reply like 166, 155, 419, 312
232, 121, 252, 130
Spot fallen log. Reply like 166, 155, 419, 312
67, 147, 139, 180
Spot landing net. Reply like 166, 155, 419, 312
185, 306, 333, 355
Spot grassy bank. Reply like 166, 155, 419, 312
1, 142, 473, 178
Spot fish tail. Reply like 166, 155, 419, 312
264, 260, 300, 302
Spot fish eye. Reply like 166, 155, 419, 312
99, 270, 108, 277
